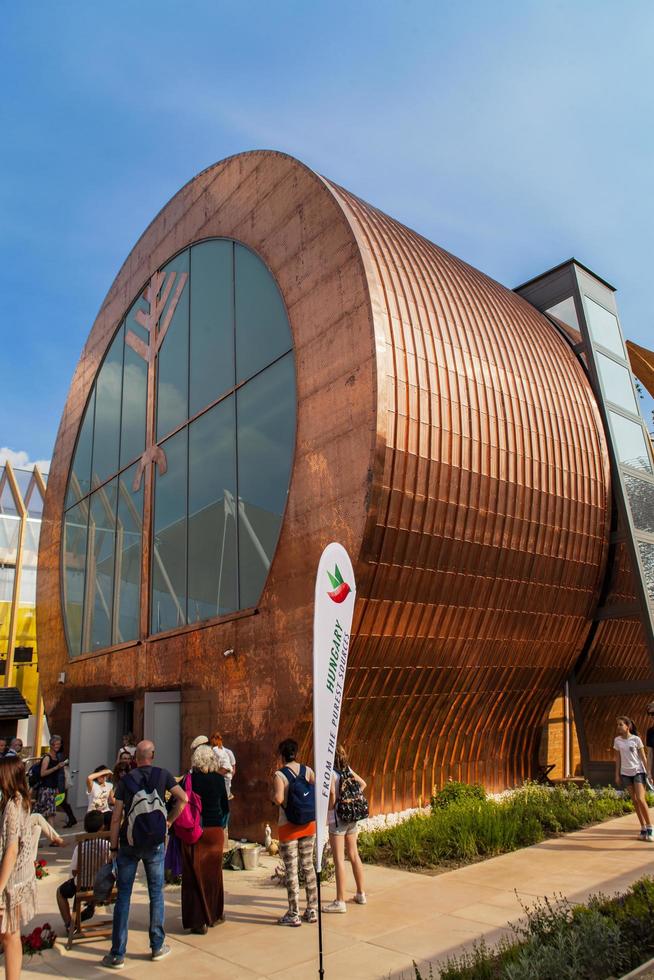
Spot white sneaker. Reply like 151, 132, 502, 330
322, 900, 346, 913
354, 892, 367, 904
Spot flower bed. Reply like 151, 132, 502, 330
406, 876, 654, 979
358, 782, 642, 870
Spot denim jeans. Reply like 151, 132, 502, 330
111, 843, 165, 957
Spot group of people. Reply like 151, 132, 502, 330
0, 724, 380, 974
0, 737, 25, 759
98, 730, 235, 968
1, 709, 651, 975
271, 739, 367, 927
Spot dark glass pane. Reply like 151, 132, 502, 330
114, 463, 143, 644
188, 397, 238, 622
152, 429, 187, 633
63, 498, 89, 657
609, 411, 653, 473
65, 389, 95, 507
235, 244, 292, 384
624, 474, 654, 535
91, 326, 124, 488
237, 352, 296, 607
156, 250, 189, 440
189, 240, 234, 416
83, 479, 117, 652
120, 338, 148, 468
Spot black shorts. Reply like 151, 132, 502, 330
621, 772, 647, 787
59, 878, 76, 899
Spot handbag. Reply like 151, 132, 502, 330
173, 772, 203, 844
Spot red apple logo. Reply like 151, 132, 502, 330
327, 564, 351, 603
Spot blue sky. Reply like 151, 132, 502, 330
1, 0, 653, 467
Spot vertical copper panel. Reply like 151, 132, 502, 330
39, 152, 611, 834
322, 180, 610, 806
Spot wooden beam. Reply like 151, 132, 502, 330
574, 678, 654, 698
627, 338, 654, 402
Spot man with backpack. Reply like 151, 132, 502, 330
102, 740, 187, 970
271, 738, 318, 927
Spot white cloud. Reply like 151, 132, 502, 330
0, 448, 50, 474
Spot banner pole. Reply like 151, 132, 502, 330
316, 872, 325, 979
313, 542, 356, 980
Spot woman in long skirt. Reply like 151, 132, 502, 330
0, 756, 38, 979
180, 744, 229, 933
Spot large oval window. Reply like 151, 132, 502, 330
62, 240, 296, 656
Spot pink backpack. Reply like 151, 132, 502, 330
173, 772, 203, 844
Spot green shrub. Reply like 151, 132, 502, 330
360, 782, 636, 871
431, 781, 487, 811
436, 878, 654, 979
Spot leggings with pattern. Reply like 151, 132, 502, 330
279, 834, 318, 914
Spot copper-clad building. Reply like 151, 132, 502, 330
37, 151, 654, 833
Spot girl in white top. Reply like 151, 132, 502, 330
613, 716, 652, 841
86, 766, 113, 829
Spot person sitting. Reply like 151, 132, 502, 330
56, 810, 108, 930
30, 812, 64, 848
86, 765, 114, 829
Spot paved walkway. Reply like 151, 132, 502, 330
23, 814, 654, 979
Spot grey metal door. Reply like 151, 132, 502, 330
144, 692, 181, 776
69, 701, 121, 809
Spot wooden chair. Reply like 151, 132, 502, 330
66, 831, 116, 949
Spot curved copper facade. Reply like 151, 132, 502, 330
38, 152, 611, 834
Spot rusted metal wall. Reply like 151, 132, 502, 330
38, 152, 611, 835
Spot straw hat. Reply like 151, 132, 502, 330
190, 735, 209, 750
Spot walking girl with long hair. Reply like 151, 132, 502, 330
322, 744, 367, 913
614, 716, 652, 841
0, 756, 38, 979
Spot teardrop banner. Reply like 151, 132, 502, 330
312, 542, 356, 978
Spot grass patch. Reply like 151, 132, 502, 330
359, 782, 642, 870
405, 875, 654, 979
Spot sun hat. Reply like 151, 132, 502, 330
190, 735, 209, 750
